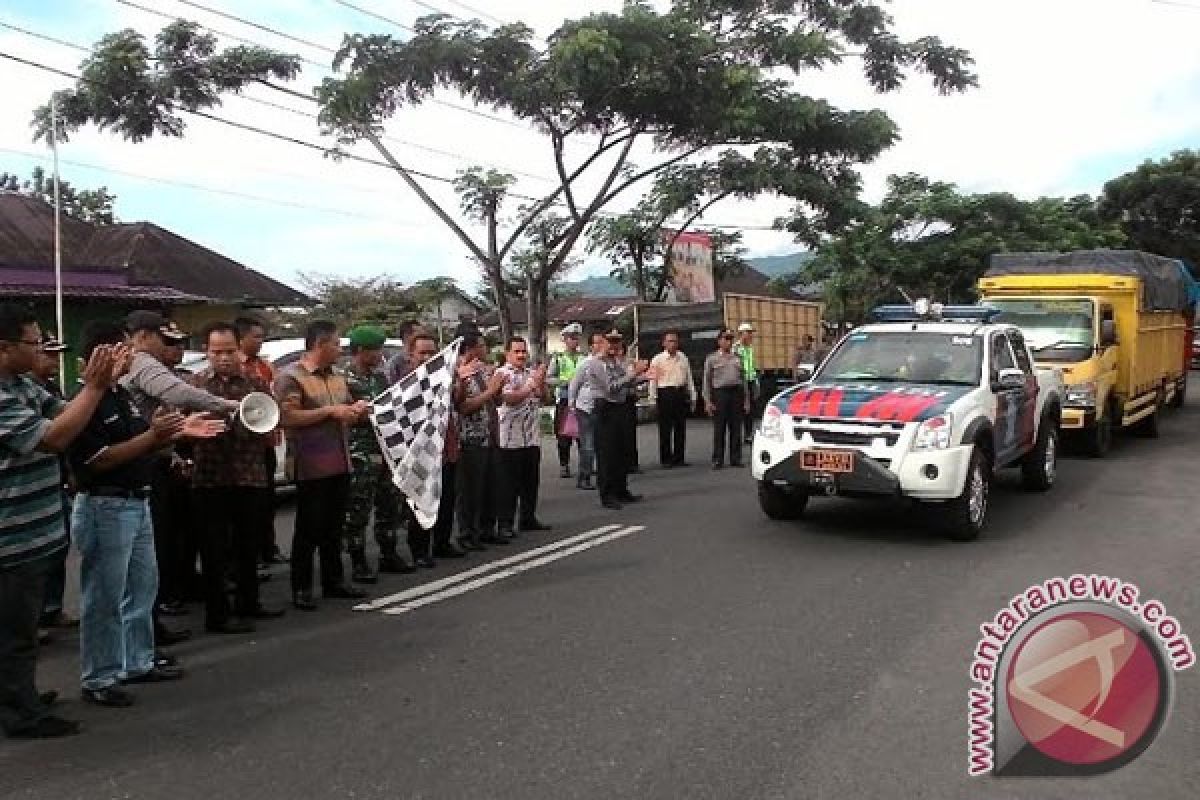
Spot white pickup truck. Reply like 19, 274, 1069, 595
751, 303, 1065, 540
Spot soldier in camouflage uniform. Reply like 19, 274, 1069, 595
344, 325, 414, 583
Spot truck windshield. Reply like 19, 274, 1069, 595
817, 331, 982, 386
988, 299, 1094, 363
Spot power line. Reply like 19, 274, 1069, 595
2, 19, 553, 182
177, 0, 335, 54
123, 0, 533, 130
429, 0, 507, 26
0, 145, 426, 225
334, 0, 415, 34
0, 52, 790, 234
1150, 0, 1200, 9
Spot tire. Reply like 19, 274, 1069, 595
1134, 393, 1163, 438
757, 481, 809, 520
1021, 420, 1059, 492
944, 448, 990, 542
1168, 378, 1186, 410
1081, 400, 1115, 458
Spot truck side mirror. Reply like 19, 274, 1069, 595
993, 368, 1025, 391
1100, 319, 1118, 347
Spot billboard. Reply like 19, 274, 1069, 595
667, 231, 715, 303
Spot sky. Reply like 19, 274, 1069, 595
2, 0, 1199, 295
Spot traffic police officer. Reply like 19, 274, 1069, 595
733, 322, 758, 443
343, 325, 413, 583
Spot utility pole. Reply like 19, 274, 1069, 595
50, 96, 65, 378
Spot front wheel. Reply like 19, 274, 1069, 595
1081, 401, 1114, 458
1134, 393, 1163, 438
757, 481, 809, 520
944, 448, 990, 542
1021, 421, 1059, 492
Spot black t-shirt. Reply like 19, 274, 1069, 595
67, 386, 154, 491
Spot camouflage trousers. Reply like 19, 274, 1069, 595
344, 456, 404, 556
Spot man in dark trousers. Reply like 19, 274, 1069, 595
274, 320, 370, 611
0, 304, 119, 738
703, 328, 749, 470
188, 322, 285, 634
649, 331, 696, 468
495, 337, 550, 537
235, 315, 286, 567
573, 331, 650, 510
454, 331, 507, 550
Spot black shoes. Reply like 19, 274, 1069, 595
459, 538, 487, 552
414, 557, 437, 569
324, 584, 369, 600
577, 478, 595, 490
730, 461, 745, 468
292, 591, 318, 611
205, 618, 255, 635
9, 715, 81, 738
712, 462, 724, 471
560, 465, 572, 479
82, 686, 135, 707
520, 519, 552, 532
378, 554, 417, 574
155, 626, 192, 646
123, 664, 184, 684
601, 497, 624, 510
351, 565, 379, 584
433, 543, 468, 559
248, 604, 285, 619
617, 493, 643, 504
156, 602, 188, 617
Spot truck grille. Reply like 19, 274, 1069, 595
793, 418, 902, 447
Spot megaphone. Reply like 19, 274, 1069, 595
238, 392, 280, 434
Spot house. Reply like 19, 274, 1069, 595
414, 284, 485, 332
0, 193, 311, 365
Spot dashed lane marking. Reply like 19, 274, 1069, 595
380, 525, 647, 616
354, 524, 625, 612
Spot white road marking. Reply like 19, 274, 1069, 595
353, 524, 624, 612
381, 525, 647, 616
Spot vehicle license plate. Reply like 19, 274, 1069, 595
799, 450, 854, 473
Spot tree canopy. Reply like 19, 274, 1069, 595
34, 2, 975, 352
1100, 149, 1200, 269
788, 173, 1127, 322
0, 166, 118, 224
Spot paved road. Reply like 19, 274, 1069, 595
4, 398, 1198, 799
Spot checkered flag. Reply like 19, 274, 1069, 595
369, 338, 461, 530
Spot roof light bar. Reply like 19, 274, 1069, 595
869, 301, 1003, 324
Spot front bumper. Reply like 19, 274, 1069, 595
1061, 408, 1097, 431
752, 435, 974, 501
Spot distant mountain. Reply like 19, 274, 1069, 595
557, 251, 813, 297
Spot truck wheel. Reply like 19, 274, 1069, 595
945, 448, 990, 542
1135, 393, 1163, 438
1082, 401, 1114, 458
757, 482, 809, 520
1021, 421, 1058, 492
1168, 379, 1185, 410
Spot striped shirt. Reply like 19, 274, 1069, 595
0, 373, 67, 570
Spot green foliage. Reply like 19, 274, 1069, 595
32, 21, 300, 144
1100, 150, 1200, 268
292, 273, 422, 333
793, 174, 1127, 321
0, 166, 117, 224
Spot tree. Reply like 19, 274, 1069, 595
293, 273, 422, 332
0, 166, 117, 224
411, 276, 460, 344
789, 174, 1127, 322
37, 4, 975, 349
1100, 150, 1200, 268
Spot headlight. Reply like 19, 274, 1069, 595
760, 405, 785, 442
913, 413, 953, 451
1065, 381, 1096, 408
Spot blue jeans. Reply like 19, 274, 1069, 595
576, 409, 596, 482
72, 495, 158, 690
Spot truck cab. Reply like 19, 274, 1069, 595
752, 301, 1063, 541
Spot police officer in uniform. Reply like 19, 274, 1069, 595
343, 325, 414, 583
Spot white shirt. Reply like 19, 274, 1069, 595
496, 365, 541, 449
649, 351, 696, 404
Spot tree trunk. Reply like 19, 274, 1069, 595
529, 275, 550, 365
485, 201, 511, 343
632, 251, 647, 301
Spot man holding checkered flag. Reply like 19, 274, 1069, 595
369, 332, 463, 568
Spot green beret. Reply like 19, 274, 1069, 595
348, 324, 386, 349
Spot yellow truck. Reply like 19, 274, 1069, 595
978, 250, 1194, 456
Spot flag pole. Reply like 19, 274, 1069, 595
50, 96, 65, 377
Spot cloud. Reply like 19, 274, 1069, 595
2, 0, 1200, 291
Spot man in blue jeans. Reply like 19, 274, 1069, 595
67, 321, 223, 708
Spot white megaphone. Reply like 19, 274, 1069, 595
238, 392, 280, 434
